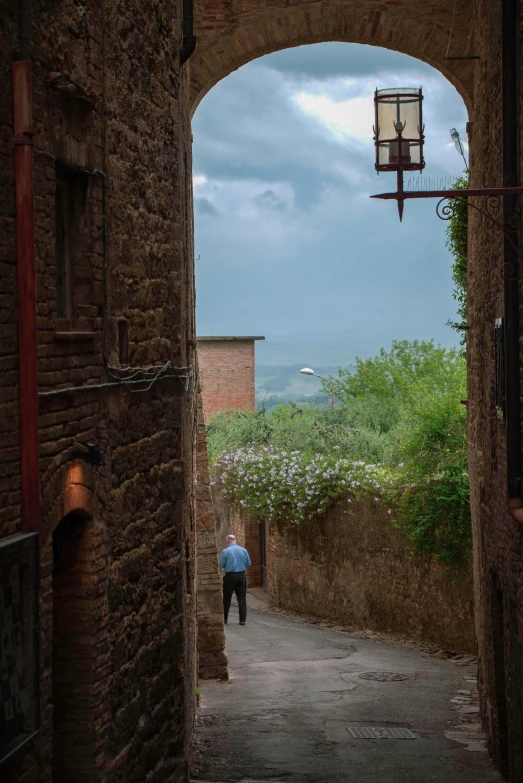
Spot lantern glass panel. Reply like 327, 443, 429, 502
376, 88, 422, 141
374, 87, 424, 173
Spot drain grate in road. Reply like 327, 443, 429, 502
359, 671, 409, 681
348, 727, 416, 740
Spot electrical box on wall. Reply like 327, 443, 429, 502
0, 533, 40, 765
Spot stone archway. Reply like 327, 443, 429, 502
190, 0, 476, 114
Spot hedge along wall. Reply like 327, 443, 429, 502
213, 490, 476, 654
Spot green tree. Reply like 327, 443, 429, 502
326, 339, 464, 430
391, 359, 470, 570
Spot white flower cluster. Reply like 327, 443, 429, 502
212, 445, 384, 527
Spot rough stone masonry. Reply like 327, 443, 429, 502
1, 0, 198, 780
1, 0, 523, 781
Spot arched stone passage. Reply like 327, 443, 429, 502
52, 510, 101, 783
190, 0, 476, 114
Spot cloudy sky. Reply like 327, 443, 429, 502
193, 43, 468, 362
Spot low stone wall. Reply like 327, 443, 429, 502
213, 491, 476, 654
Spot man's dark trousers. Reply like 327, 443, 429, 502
223, 571, 247, 623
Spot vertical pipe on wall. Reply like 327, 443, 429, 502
502, 0, 522, 504
13, 54, 39, 532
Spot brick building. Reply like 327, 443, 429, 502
197, 336, 264, 420
2, 0, 523, 781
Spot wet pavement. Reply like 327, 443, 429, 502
191, 599, 503, 783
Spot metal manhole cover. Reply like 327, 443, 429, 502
359, 672, 409, 682
348, 727, 416, 740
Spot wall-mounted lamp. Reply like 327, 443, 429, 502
71, 442, 105, 466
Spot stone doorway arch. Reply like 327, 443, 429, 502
40, 462, 110, 783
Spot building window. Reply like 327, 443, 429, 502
55, 166, 89, 322
55, 173, 72, 319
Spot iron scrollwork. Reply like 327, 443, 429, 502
436, 193, 523, 280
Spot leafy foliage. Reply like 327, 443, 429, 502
390, 361, 471, 570
446, 176, 469, 344
207, 400, 396, 465
213, 447, 383, 528
326, 339, 465, 431
208, 340, 470, 570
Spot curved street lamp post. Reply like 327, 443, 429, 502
299, 368, 335, 409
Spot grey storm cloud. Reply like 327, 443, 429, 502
260, 42, 435, 80
192, 43, 469, 351
253, 190, 286, 210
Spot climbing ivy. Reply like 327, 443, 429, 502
446, 176, 469, 346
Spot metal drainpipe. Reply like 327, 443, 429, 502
13, 0, 40, 534
180, 0, 196, 65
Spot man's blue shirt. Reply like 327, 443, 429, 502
218, 543, 251, 573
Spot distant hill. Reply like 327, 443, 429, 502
255, 329, 379, 369
254, 330, 363, 401
256, 364, 341, 401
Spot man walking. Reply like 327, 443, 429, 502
219, 534, 251, 625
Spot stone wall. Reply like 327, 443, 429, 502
1, 0, 197, 779
213, 491, 477, 654
196, 389, 228, 680
197, 337, 262, 420
467, 2, 523, 778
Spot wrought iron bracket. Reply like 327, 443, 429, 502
371, 186, 523, 276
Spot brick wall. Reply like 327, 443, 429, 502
197, 338, 262, 420
213, 491, 477, 654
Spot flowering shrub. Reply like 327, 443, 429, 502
212, 445, 385, 528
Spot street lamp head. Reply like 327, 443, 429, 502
300, 368, 315, 376
374, 87, 425, 173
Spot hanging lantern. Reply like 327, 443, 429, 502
374, 88, 425, 173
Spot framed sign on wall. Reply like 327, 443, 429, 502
0, 533, 39, 765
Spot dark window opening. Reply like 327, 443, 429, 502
55, 166, 89, 324
55, 175, 72, 319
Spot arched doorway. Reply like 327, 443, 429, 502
52, 510, 101, 783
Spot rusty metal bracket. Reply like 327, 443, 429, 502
371, 186, 523, 276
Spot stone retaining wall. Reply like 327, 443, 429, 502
213, 491, 476, 654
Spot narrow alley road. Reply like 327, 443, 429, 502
192, 600, 503, 783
